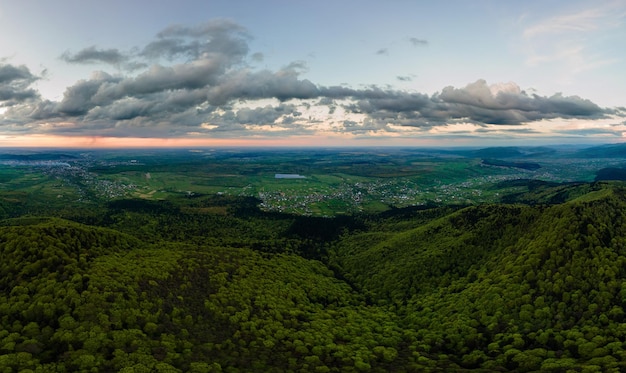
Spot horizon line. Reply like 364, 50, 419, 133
0, 134, 622, 149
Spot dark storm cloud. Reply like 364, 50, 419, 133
0, 63, 39, 104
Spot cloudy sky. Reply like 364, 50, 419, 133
0, 0, 625, 147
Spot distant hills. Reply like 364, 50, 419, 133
573, 143, 626, 158
595, 167, 626, 181
474, 146, 556, 158
0, 152, 78, 161
481, 158, 541, 170
442, 143, 626, 160
3, 143, 626, 161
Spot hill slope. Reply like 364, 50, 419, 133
3, 184, 626, 371
331, 184, 626, 370
0, 218, 405, 372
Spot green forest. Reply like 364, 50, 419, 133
2, 181, 626, 372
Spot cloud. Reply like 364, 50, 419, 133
375, 37, 427, 58
212, 104, 300, 126
0, 63, 40, 104
520, 2, 625, 72
0, 19, 621, 141
141, 19, 250, 63
556, 127, 622, 137
439, 79, 604, 120
61, 46, 128, 65
523, 7, 609, 39
408, 37, 428, 46
206, 68, 320, 105
54, 71, 120, 116
47, 19, 254, 118
346, 79, 609, 128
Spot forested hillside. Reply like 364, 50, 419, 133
332, 183, 626, 371
2, 182, 626, 371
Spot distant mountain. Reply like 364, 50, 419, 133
481, 158, 541, 170
495, 179, 591, 204
0, 152, 79, 161
574, 143, 626, 158
595, 167, 626, 181
448, 146, 557, 159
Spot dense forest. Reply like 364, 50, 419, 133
2, 182, 626, 371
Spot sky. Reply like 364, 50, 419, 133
0, 0, 625, 148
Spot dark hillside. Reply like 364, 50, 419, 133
595, 167, 626, 181
574, 143, 626, 158
0, 218, 141, 290
330, 203, 543, 302
3, 183, 626, 371
332, 184, 626, 370
497, 179, 596, 204
481, 159, 541, 170
449, 146, 557, 159
0, 219, 406, 372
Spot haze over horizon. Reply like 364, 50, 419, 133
1, 0, 625, 148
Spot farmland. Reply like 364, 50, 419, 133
1, 145, 625, 216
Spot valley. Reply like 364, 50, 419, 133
2, 144, 625, 217
2, 144, 626, 371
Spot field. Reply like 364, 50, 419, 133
1, 145, 626, 216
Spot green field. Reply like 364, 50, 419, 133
0, 146, 623, 216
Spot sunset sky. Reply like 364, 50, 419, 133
1, 0, 625, 147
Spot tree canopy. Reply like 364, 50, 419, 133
3, 182, 626, 371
